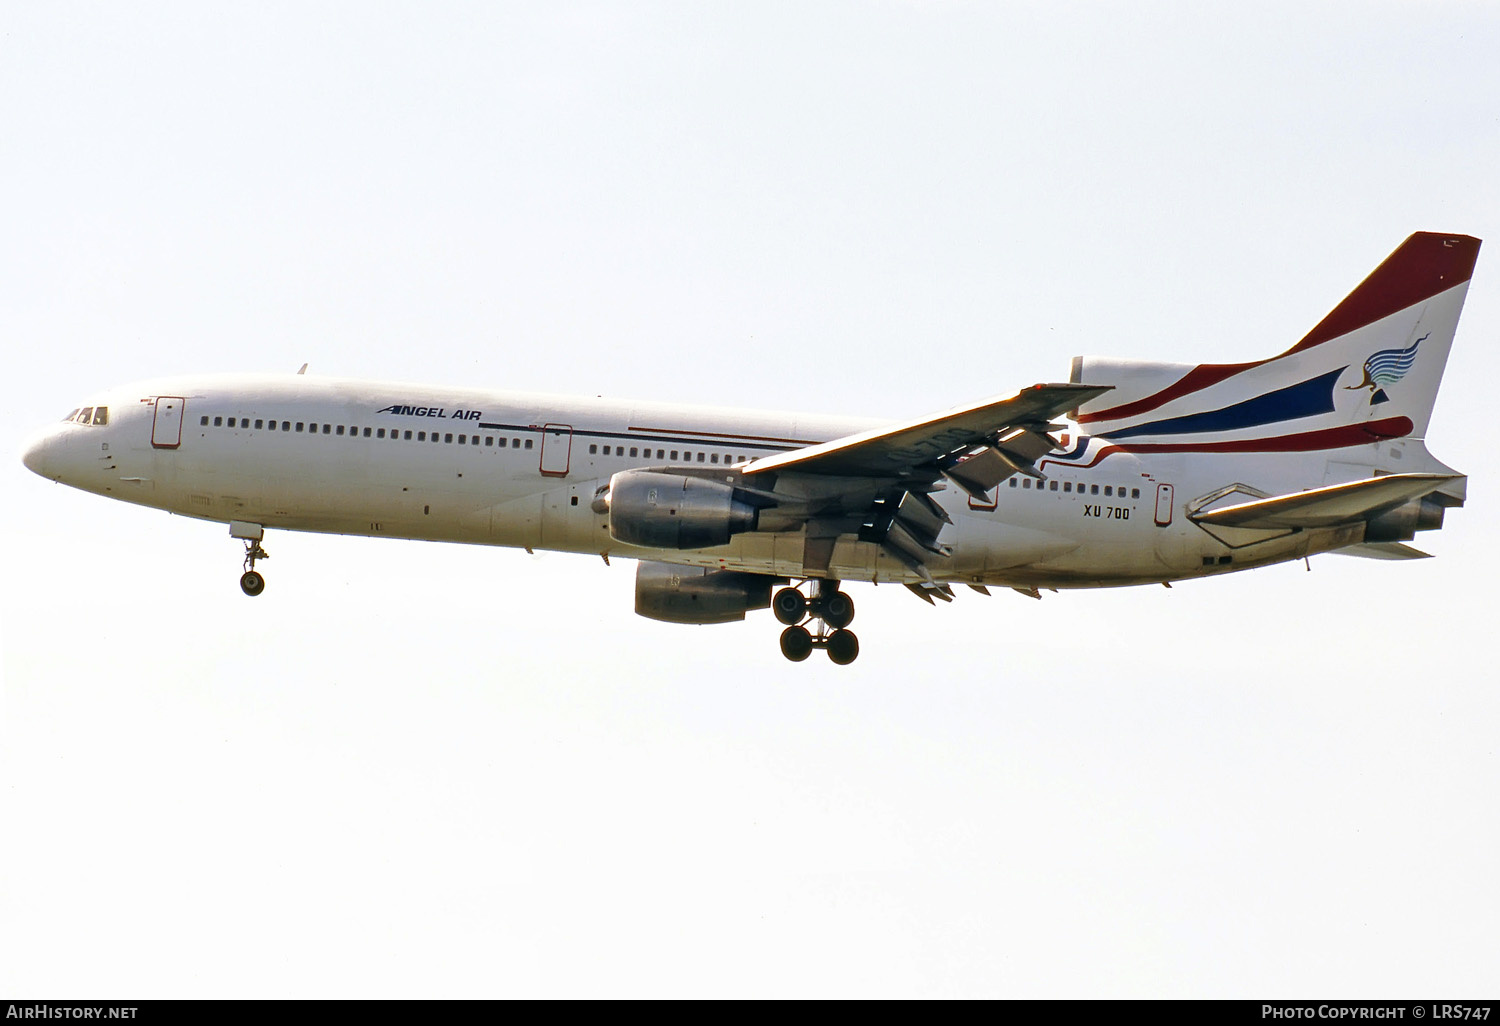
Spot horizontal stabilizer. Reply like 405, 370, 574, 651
1191, 473, 1457, 530
1331, 542, 1433, 560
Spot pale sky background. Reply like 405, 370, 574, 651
3, 1, 1498, 998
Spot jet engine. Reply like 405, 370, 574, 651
634, 561, 781, 624
1364, 495, 1447, 543
605, 470, 760, 550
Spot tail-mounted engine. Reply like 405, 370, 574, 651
1364, 494, 1448, 543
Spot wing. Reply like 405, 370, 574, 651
740, 382, 1111, 586
743, 383, 1109, 486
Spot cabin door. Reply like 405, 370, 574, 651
152, 397, 185, 449
1154, 483, 1175, 526
539, 423, 572, 476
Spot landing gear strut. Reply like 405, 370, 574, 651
239, 539, 269, 597
772, 580, 859, 664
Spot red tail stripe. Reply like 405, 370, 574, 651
1078, 233, 1480, 425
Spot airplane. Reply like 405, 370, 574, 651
21, 232, 1478, 665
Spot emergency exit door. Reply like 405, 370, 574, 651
152, 397, 185, 449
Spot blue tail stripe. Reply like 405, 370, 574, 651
1097, 367, 1346, 441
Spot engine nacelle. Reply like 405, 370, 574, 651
634, 561, 779, 624
1364, 495, 1447, 543
607, 470, 759, 550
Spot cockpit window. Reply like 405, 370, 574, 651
63, 406, 109, 426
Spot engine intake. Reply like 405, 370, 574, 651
634, 562, 780, 624
607, 470, 759, 550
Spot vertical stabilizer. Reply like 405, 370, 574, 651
1070, 233, 1480, 446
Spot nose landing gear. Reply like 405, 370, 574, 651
231, 521, 269, 597
772, 580, 859, 664
240, 540, 269, 596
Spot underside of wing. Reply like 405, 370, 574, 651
733, 382, 1110, 586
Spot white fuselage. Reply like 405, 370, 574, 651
22, 372, 1387, 589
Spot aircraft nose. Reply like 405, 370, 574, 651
21, 428, 57, 479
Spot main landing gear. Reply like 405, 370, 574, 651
773, 580, 859, 665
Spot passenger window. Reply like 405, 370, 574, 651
282, 422, 290, 431
1131, 488, 1140, 499
254, 419, 263, 430
1064, 481, 1072, 493
377, 428, 386, 439
337, 425, 345, 435
1090, 484, 1099, 495
214, 416, 223, 427
484, 436, 493, 446
630, 447, 639, 458
471, 435, 478, 445
418, 431, 426, 441
696, 452, 704, 462
322, 424, 331, 435
200, 416, 209, 426
497, 438, 506, 447
524, 439, 533, 449
458, 434, 466, 444
445, 433, 453, 443
589, 444, 597, 454
1009, 478, 1017, 487
1023, 479, 1031, 489
670, 450, 678, 460
710, 453, 719, 464
404, 430, 412, 440
363, 427, 371, 437
432, 434, 440, 443
1104, 486, 1112, 496
1049, 480, 1058, 491
296, 423, 304, 432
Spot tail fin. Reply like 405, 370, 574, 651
1070, 232, 1480, 445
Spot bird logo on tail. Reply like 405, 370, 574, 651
1346, 333, 1428, 405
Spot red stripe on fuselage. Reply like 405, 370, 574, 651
1040, 417, 1414, 471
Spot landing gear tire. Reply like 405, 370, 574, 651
779, 625, 814, 662
773, 587, 808, 626
240, 570, 266, 597
826, 629, 859, 665
820, 591, 855, 629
